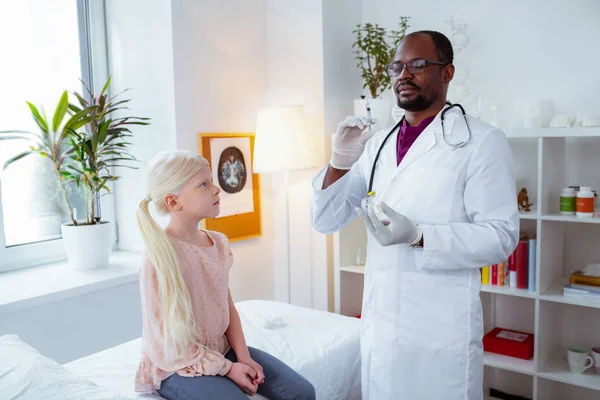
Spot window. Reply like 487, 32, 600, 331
0, 0, 111, 272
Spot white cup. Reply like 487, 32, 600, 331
568, 346, 594, 374
592, 347, 600, 375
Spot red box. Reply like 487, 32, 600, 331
483, 327, 534, 360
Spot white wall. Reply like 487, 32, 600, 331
169, 0, 275, 302
105, 0, 339, 307
361, 0, 600, 128
103, 0, 276, 302
265, 0, 329, 309
322, 0, 363, 136
106, 0, 179, 251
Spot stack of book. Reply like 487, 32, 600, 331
480, 236, 536, 291
563, 266, 600, 300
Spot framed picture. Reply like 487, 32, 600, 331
198, 133, 262, 242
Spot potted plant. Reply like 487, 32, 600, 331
352, 17, 410, 130
0, 77, 149, 269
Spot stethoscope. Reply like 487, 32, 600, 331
366, 101, 471, 198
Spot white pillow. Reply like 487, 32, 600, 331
0, 334, 125, 400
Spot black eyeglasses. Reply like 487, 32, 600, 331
385, 59, 448, 77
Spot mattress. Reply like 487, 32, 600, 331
64, 300, 362, 400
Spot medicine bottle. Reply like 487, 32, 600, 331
559, 188, 576, 215
576, 186, 595, 217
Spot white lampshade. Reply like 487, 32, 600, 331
253, 105, 318, 173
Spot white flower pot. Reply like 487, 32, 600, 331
61, 221, 114, 270
353, 98, 393, 133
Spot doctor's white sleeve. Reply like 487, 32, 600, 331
310, 162, 367, 234
418, 129, 520, 271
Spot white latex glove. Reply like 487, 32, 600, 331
330, 116, 376, 170
355, 201, 421, 246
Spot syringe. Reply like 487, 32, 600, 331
366, 100, 373, 132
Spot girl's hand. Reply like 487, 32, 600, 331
226, 362, 259, 395
238, 357, 265, 385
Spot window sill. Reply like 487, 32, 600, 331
0, 251, 144, 315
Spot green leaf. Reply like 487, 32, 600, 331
101, 76, 112, 97
74, 92, 89, 109
52, 91, 69, 133
97, 120, 110, 144
0, 130, 38, 141
99, 94, 106, 112
26, 102, 49, 134
68, 103, 82, 113
2, 150, 34, 171
64, 107, 94, 132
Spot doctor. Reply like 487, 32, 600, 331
311, 30, 519, 399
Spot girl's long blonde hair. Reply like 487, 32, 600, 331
136, 150, 209, 362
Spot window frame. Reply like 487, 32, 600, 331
0, 0, 115, 273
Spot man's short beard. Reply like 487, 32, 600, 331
397, 94, 435, 112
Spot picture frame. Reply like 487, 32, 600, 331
197, 133, 262, 242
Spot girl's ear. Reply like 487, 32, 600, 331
164, 194, 181, 212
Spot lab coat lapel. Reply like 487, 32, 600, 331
396, 113, 446, 175
374, 107, 457, 202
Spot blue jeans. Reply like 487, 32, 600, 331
157, 347, 316, 400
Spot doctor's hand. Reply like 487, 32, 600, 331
330, 116, 376, 170
356, 201, 421, 246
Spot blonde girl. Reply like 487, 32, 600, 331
135, 150, 315, 400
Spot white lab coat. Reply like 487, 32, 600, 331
311, 107, 519, 400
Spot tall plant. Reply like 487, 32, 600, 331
353, 17, 410, 99
0, 92, 94, 225
64, 77, 150, 225
0, 77, 150, 226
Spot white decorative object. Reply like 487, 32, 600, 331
524, 104, 544, 129
524, 99, 556, 129
354, 98, 392, 132
489, 104, 499, 127
61, 221, 114, 269
581, 114, 600, 127
550, 114, 576, 128
538, 99, 556, 127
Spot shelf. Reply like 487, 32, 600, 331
481, 284, 537, 299
519, 212, 538, 220
540, 278, 600, 309
484, 352, 536, 376
505, 127, 600, 138
340, 265, 365, 274
538, 355, 600, 391
540, 213, 600, 224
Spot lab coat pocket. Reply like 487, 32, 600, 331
397, 271, 470, 350
399, 167, 458, 225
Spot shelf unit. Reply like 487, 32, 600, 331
332, 128, 600, 399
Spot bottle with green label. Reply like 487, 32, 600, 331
560, 187, 576, 215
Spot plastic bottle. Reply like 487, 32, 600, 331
559, 188, 576, 215
576, 186, 595, 217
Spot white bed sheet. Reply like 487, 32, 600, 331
64, 300, 361, 400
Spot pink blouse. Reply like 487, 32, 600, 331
135, 230, 234, 392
